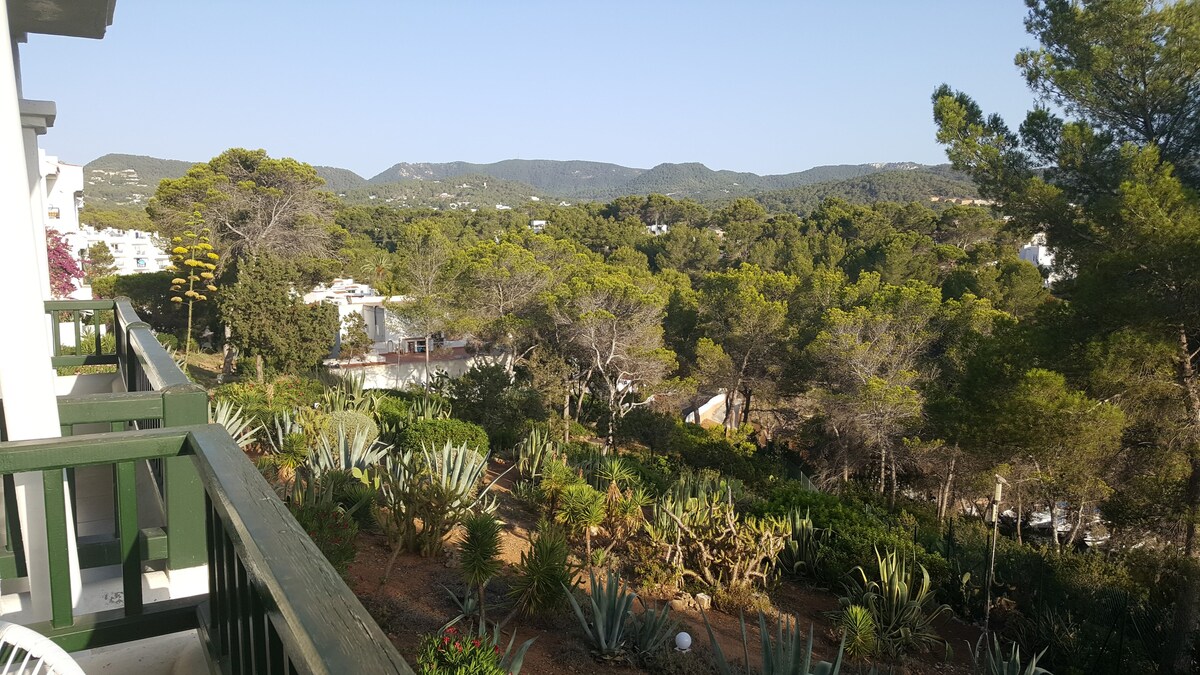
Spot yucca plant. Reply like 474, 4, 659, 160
555, 482, 607, 564
839, 548, 951, 659
210, 399, 262, 449
538, 456, 582, 513
564, 569, 637, 662
701, 608, 846, 675
460, 512, 504, 626
838, 604, 876, 660
506, 523, 575, 621
970, 636, 1050, 675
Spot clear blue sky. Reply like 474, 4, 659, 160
19, 1, 1038, 178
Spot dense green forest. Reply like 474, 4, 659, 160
86, 2, 1200, 672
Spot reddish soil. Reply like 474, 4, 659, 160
346, 458, 981, 674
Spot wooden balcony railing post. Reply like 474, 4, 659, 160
162, 383, 207, 570
122, 320, 151, 394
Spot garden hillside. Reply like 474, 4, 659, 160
204, 370, 1182, 674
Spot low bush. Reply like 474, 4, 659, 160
449, 364, 546, 451
415, 624, 506, 675
213, 375, 324, 425
712, 583, 773, 616
395, 418, 490, 455
374, 395, 409, 429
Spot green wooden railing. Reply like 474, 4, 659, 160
43, 300, 118, 369
1, 299, 207, 578
0, 424, 413, 673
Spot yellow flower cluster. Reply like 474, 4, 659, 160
168, 220, 218, 305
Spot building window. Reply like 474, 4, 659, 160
136, 258, 147, 268
47, 206, 60, 219
408, 339, 427, 353
111, 244, 122, 253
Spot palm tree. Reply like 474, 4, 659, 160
359, 252, 394, 296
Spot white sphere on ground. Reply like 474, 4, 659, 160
675, 631, 692, 651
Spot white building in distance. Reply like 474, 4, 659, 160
39, 151, 169, 298
303, 278, 477, 389
1019, 232, 1059, 287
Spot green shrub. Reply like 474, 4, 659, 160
212, 375, 324, 425
374, 395, 410, 428
395, 418, 489, 456
155, 332, 180, 350
712, 583, 773, 615
290, 500, 358, 576
321, 409, 379, 444
449, 364, 545, 451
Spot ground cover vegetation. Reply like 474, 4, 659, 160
96, 3, 1200, 672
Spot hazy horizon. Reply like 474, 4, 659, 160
20, 1, 1036, 177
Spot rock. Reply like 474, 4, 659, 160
669, 598, 691, 612
694, 592, 712, 610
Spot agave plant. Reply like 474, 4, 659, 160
417, 440, 509, 556
516, 424, 557, 479
840, 548, 951, 659
210, 399, 262, 449
410, 395, 450, 421
971, 636, 1050, 675
778, 509, 829, 581
310, 424, 390, 477
701, 608, 846, 675
628, 601, 679, 664
564, 569, 637, 662
318, 373, 380, 413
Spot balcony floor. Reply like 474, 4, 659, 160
72, 629, 206, 675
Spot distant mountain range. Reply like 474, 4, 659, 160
82, 153, 980, 214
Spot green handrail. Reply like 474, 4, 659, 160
44, 299, 118, 368
0, 424, 414, 673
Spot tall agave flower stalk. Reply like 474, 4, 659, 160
167, 210, 219, 373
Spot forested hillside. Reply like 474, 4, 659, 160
83, 153, 194, 206
754, 168, 981, 215
369, 159, 643, 197
83, 153, 976, 211
312, 165, 367, 192
338, 173, 548, 209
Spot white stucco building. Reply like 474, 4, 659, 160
71, 225, 170, 275
304, 278, 478, 388
1019, 232, 1059, 287
38, 151, 169, 299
